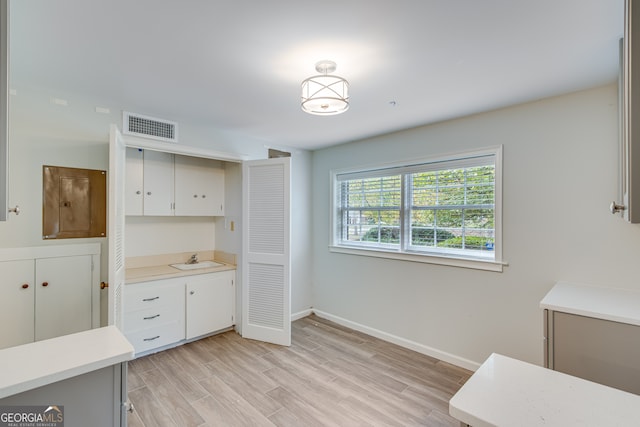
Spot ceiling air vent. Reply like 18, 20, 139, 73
123, 111, 178, 143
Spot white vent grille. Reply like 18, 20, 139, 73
123, 111, 178, 142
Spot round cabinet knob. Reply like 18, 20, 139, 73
147, 191, 152, 196
193, 194, 198, 198
190, 290, 195, 295
136, 190, 141, 195
42, 282, 49, 287
21, 284, 29, 289
201, 195, 206, 198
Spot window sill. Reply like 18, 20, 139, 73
329, 245, 506, 272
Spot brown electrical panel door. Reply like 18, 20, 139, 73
43, 165, 107, 239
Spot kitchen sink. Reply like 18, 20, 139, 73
170, 260, 225, 270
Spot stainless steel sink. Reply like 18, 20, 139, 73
170, 260, 225, 270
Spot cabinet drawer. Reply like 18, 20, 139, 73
125, 321, 184, 354
124, 281, 184, 313
124, 306, 182, 332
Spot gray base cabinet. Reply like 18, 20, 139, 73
544, 310, 640, 395
541, 281, 640, 396
0, 364, 128, 427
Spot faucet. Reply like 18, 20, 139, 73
187, 253, 198, 264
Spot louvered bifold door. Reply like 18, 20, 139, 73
242, 157, 291, 346
108, 125, 126, 331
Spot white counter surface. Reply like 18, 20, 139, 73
449, 353, 640, 427
0, 326, 134, 399
540, 281, 640, 326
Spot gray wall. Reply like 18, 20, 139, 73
310, 84, 639, 368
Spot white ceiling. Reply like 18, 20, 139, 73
9, 0, 623, 150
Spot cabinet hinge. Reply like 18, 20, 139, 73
231, 315, 234, 323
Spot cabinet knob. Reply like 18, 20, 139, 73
42, 282, 49, 287
136, 190, 141, 195
21, 283, 29, 289
610, 201, 626, 214
147, 191, 152, 196
193, 194, 198, 198
190, 290, 195, 295
202, 195, 206, 198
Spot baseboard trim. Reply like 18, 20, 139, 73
310, 309, 481, 372
291, 308, 313, 321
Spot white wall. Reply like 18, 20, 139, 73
311, 84, 640, 369
125, 216, 216, 257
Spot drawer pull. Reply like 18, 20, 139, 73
143, 314, 160, 320
143, 335, 160, 342
142, 296, 159, 302
21, 283, 29, 289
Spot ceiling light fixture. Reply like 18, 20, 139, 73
301, 60, 349, 116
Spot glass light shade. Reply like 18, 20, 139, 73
301, 74, 349, 115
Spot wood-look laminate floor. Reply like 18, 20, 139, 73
127, 314, 472, 427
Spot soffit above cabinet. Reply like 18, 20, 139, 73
122, 132, 248, 163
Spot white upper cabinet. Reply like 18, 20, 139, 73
125, 148, 224, 217
125, 148, 174, 216
174, 155, 225, 216
125, 148, 144, 215
143, 150, 174, 216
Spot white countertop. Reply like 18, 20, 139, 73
0, 326, 134, 399
540, 281, 640, 326
449, 353, 640, 427
125, 262, 236, 284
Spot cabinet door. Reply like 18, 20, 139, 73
35, 255, 92, 341
186, 271, 234, 339
551, 311, 640, 395
142, 150, 174, 216
125, 148, 144, 216
0, 260, 35, 349
174, 155, 225, 216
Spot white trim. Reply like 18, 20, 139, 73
0, 243, 101, 262
311, 309, 480, 372
291, 308, 313, 321
329, 245, 506, 272
330, 145, 502, 178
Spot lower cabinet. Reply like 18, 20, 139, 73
0, 260, 34, 348
123, 277, 185, 354
0, 247, 98, 350
541, 282, 640, 396
544, 309, 640, 395
186, 270, 235, 339
35, 256, 93, 341
123, 270, 235, 355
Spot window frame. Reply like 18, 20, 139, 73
329, 146, 504, 272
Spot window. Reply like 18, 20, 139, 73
330, 146, 503, 271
